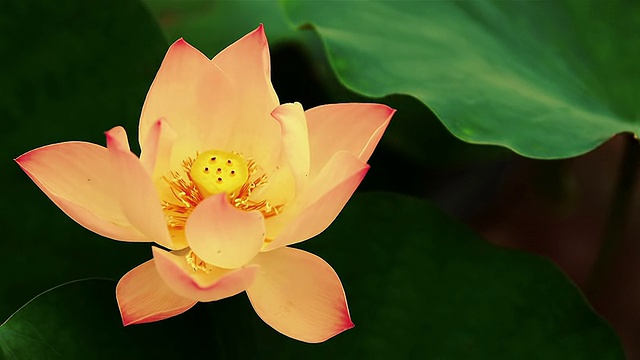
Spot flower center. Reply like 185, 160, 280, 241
161, 149, 284, 255
190, 150, 249, 197
162, 150, 284, 273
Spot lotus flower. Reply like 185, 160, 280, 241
16, 25, 394, 343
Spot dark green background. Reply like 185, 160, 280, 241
0, 0, 629, 358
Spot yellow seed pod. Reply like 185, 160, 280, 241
190, 150, 249, 197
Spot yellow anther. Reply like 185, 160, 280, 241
190, 150, 249, 197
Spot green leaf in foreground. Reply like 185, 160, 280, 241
284, 0, 639, 158
0, 279, 213, 360
0, 0, 167, 320
0, 193, 623, 359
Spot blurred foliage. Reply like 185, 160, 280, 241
0, 0, 168, 320
0, 194, 624, 359
145, 0, 298, 55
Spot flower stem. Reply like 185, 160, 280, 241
586, 134, 640, 295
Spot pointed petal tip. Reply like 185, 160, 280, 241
361, 103, 396, 120
120, 313, 134, 327
308, 318, 354, 344
311, 309, 354, 343
105, 126, 129, 150
172, 37, 188, 47
167, 37, 210, 61
116, 291, 135, 327
256, 23, 265, 36
14, 152, 27, 164
247, 248, 353, 343
14, 145, 45, 166
382, 103, 397, 113
347, 319, 355, 330
247, 23, 268, 45
369, 102, 396, 115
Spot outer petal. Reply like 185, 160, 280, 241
264, 152, 369, 250
306, 103, 394, 178
15, 142, 147, 242
152, 247, 259, 302
106, 127, 174, 249
247, 247, 353, 343
116, 259, 196, 326
185, 193, 265, 269
138, 39, 237, 169
212, 25, 281, 169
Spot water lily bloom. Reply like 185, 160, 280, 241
16, 25, 394, 343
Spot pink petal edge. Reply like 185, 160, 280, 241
247, 247, 353, 343
306, 103, 394, 178
116, 259, 197, 326
15, 142, 148, 242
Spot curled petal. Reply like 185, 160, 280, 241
106, 127, 174, 249
264, 152, 369, 250
212, 24, 281, 169
247, 247, 353, 343
186, 193, 265, 269
15, 142, 147, 242
271, 102, 310, 193
116, 259, 196, 326
306, 103, 394, 177
152, 247, 259, 302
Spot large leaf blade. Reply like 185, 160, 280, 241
284, 0, 639, 158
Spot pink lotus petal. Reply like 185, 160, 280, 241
116, 259, 196, 326
212, 25, 281, 169
152, 247, 259, 302
186, 193, 265, 269
271, 102, 310, 193
106, 127, 174, 249
247, 247, 353, 343
15, 142, 147, 242
264, 151, 369, 250
138, 39, 238, 170
306, 103, 394, 178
